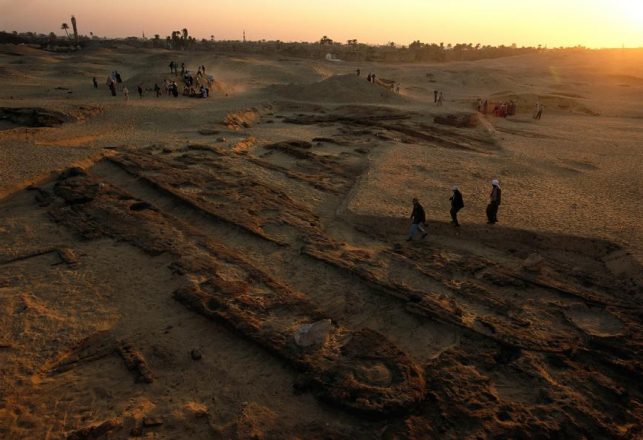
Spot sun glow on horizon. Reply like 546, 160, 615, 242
618, 0, 643, 26
0, 0, 642, 49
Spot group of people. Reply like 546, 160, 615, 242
492, 100, 517, 117
95, 61, 213, 100
407, 179, 502, 241
356, 69, 400, 93
101, 71, 123, 97
474, 98, 544, 120
168, 61, 180, 75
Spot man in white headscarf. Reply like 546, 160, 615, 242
486, 179, 501, 224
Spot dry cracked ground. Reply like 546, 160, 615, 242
0, 101, 641, 439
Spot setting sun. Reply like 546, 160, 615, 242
620, 0, 643, 25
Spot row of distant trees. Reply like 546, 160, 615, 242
0, 29, 602, 61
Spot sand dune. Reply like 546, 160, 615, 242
269, 73, 405, 103
0, 46, 641, 439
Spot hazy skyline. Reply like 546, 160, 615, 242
1, 0, 642, 48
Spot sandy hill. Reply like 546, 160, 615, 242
0, 46, 641, 439
268, 73, 406, 104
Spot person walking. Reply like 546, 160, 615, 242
108, 79, 116, 96
449, 186, 464, 227
137, 84, 143, 99
123, 86, 129, 101
92, 77, 98, 89
154, 83, 161, 97
535, 104, 544, 120
486, 179, 502, 224
407, 198, 428, 241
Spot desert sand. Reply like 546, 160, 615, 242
0, 43, 641, 439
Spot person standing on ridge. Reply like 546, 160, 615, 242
449, 186, 464, 227
407, 198, 428, 241
535, 104, 544, 120
486, 179, 502, 224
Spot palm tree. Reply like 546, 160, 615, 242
61, 23, 70, 39
171, 31, 180, 49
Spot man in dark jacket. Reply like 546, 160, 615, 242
407, 198, 428, 241
486, 179, 502, 224
449, 186, 464, 227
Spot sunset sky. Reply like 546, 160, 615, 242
1, 0, 642, 48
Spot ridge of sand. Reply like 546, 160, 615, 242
268, 73, 406, 104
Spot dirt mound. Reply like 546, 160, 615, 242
0, 43, 45, 57
0, 106, 102, 130
224, 107, 260, 129
0, 107, 70, 128
270, 74, 406, 104
434, 112, 480, 128
490, 92, 600, 116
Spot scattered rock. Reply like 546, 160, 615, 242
224, 108, 260, 130
47, 331, 118, 375
190, 349, 202, 361
522, 253, 545, 272
232, 136, 256, 154
264, 140, 314, 159
294, 319, 332, 347
57, 167, 87, 179
34, 188, 53, 207
0, 106, 70, 127
53, 175, 99, 205
198, 128, 220, 135
434, 112, 479, 128
117, 341, 154, 383
66, 419, 122, 440
129, 201, 155, 212
57, 247, 79, 267
129, 424, 143, 437
183, 401, 209, 419
142, 416, 164, 427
